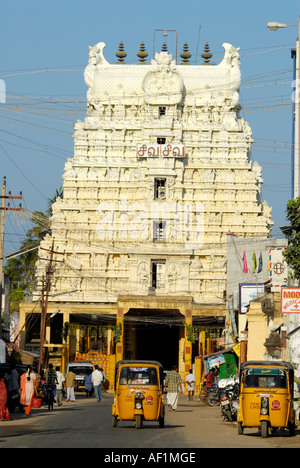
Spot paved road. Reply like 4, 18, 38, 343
0, 393, 299, 450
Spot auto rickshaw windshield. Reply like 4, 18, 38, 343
243, 368, 287, 389
119, 367, 158, 385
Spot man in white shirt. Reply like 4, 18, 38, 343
56, 366, 66, 406
91, 365, 103, 402
186, 369, 196, 401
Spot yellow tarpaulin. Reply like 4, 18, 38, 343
233, 343, 241, 357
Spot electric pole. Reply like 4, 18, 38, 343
37, 241, 64, 374
38, 240, 54, 375
0, 176, 22, 339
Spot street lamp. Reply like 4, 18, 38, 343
50, 309, 60, 319
267, 18, 300, 199
267, 22, 298, 31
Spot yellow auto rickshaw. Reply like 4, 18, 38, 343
112, 360, 165, 429
238, 361, 296, 438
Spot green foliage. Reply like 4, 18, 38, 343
4, 189, 63, 314
61, 322, 70, 342
184, 322, 196, 343
283, 197, 300, 283
4, 221, 45, 312
114, 323, 122, 343
46, 187, 63, 217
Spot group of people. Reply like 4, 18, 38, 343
0, 362, 107, 421
43, 364, 107, 405
164, 366, 197, 413
82, 365, 107, 402
1, 360, 217, 421
0, 363, 38, 420
165, 367, 219, 411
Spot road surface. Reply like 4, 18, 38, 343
0, 393, 299, 451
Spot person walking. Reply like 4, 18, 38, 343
45, 364, 57, 407
56, 366, 65, 406
186, 369, 196, 401
0, 371, 10, 421
84, 369, 93, 398
164, 365, 183, 412
65, 368, 76, 402
20, 365, 37, 416
7, 362, 21, 413
100, 367, 108, 393
91, 365, 103, 402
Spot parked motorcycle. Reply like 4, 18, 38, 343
206, 386, 221, 407
218, 378, 239, 422
200, 385, 220, 406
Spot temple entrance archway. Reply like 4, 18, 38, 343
124, 309, 184, 370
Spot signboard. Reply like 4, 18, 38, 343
208, 354, 225, 369
137, 144, 185, 159
239, 283, 264, 314
269, 248, 288, 292
281, 288, 300, 314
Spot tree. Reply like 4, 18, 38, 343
4, 215, 48, 312
283, 197, 300, 284
46, 187, 63, 217
4, 189, 63, 314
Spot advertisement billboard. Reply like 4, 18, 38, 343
281, 288, 300, 314
239, 283, 264, 314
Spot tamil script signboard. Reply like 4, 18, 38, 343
137, 144, 185, 159
281, 288, 300, 314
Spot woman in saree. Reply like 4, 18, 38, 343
0, 371, 10, 421
20, 365, 37, 416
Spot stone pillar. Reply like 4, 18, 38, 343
18, 305, 27, 350
75, 327, 81, 354
200, 330, 206, 356
116, 307, 124, 363
184, 309, 193, 375
107, 328, 113, 355
247, 299, 268, 360
240, 331, 248, 364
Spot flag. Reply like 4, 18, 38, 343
243, 251, 248, 273
258, 252, 263, 273
252, 252, 257, 273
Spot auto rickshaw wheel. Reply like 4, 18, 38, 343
135, 415, 142, 429
289, 423, 296, 436
112, 416, 118, 428
159, 416, 165, 428
237, 422, 244, 435
261, 420, 269, 438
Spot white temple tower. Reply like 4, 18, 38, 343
22, 41, 273, 373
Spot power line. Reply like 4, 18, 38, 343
0, 144, 48, 200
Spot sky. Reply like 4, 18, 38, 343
0, 0, 299, 257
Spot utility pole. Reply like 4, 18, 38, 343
36, 241, 64, 374
0, 178, 6, 340
38, 240, 54, 375
0, 176, 22, 339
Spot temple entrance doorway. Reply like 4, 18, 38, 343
124, 309, 184, 370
